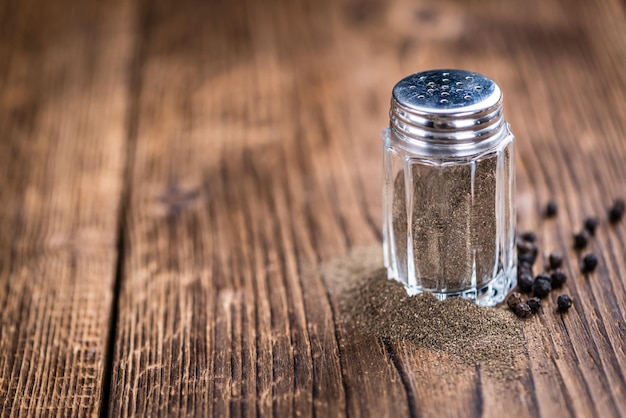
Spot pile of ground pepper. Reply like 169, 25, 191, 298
319, 198, 624, 380
322, 247, 526, 378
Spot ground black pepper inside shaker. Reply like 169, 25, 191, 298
382, 69, 516, 306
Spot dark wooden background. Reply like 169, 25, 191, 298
1, 0, 626, 416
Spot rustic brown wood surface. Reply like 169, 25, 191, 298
0, 0, 134, 416
1, 0, 626, 416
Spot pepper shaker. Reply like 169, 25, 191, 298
382, 69, 516, 306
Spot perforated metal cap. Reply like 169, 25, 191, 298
389, 69, 506, 153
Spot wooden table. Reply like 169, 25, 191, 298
2, 0, 626, 416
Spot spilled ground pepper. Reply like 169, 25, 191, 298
321, 247, 525, 378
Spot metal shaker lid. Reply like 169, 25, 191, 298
390, 69, 506, 149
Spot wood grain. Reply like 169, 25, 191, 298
107, 0, 626, 416
2, 0, 626, 416
0, 0, 134, 416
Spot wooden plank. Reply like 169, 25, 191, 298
0, 0, 134, 416
109, 0, 626, 416
374, 0, 626, 415
109, 0, 408, 415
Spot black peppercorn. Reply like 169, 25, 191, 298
518, 262, 533, 277
518, 272, 534, 293
520, 231, 536, 243
518, 252, 537, 266
545, 201, 558, 217
608, 199, 625, 224
533, 276, 552, 298
573, 230, 589, 250
514, 303, 532, 318
535, 272, 551, 282
548, 251, 563, 269
557, 294, 573, 312
517, 241, 538, 267
550, 268, 567, 288
527, 297, 541, 314
584, 217, 599, 235
517, 240, 538, 254
581, 253, 599, 273
507, 292, 523, 310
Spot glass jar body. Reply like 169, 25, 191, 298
382, 126, 516, 306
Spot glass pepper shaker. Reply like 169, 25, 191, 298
382, 69, 516, 306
